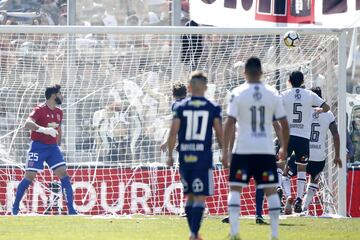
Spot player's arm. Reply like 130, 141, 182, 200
322, 102, 330, 112
274, 94, 289, 161
329, 121, 342, 168
277, 117, 289, 161
222, 116, 236, 168
167, 118, 180, 166
312, 92, 330, 113
213, 106, 223, 149
273, 120, 282, 142
25, 117, 58, 137
213, 118, 223, 149
223, 93, 238, 168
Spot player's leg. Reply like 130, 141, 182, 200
254, 155, 280, 240
302, 161, 325, 212
228, 154, 251, 239
12, 171, 36, 215
48, 145, 77, 214
283, 155, 297, 215
13, 141, 45, 215
185, 194, 194, 229
190, 195, 206, 240
255, 188, 266, 224
263, 187, 281, 240
53, 166, 77, 214
188, 169, 213, 240
276, 161, 286, 208
180, 169, 193, 234
294, 136, 310, 213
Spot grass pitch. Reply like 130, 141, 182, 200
0, 215, 359, 240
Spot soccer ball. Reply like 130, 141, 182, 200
283, 31, 300, 48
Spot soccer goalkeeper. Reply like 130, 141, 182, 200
12, 85, 77, 215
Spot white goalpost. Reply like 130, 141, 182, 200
0, 26, 347, 217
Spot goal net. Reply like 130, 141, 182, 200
0, 26, 345, 216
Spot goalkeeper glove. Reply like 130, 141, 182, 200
36, 127, 58, 138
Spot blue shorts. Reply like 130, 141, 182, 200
179, 168, 214, 196
26, 141, 66, 172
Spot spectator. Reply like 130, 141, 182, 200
92, 100, 130, 162
350, 106, 360, 162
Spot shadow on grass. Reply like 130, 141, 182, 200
279, 223, 304, 227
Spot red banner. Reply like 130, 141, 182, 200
0, 167, 324, 216
347, 168, 360, 217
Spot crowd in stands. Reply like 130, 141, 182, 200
0, 0, 359, 166
0, 0, 190, 26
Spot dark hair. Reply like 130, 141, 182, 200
45, 84, 61, 100
245, 57, 262, 77
289, 71, 304, 87
189, 71, 208, 85
172, 82, 187, 98
311, 86, 322, 99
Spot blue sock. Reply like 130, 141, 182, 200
60, 176, 76, 214
12, 178, 32, 214
255, 188, 264, 216
185, 200, 193, 229
191, 201, 205, 237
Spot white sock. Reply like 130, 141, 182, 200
303, 183, 318, 211
297, 171, 307, 199
282, 176, 291, 198
267, 193, 281, 238
277, 168, 283, 188
228, 191, 241, 237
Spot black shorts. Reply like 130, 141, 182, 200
288, 135, 309, 165
306, 160, 325, 181
229, 154, 278, 189
286, 157, 325, 181
286, 154, 297, 177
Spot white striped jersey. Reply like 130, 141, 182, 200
227, 82, 286, 155
281, 88, 325, 139
309, 109, 336, 161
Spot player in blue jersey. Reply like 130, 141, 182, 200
171, 82, 187, 111
160, 82, 187, 152
12, 85, 76, 215
167, 71, 223, 240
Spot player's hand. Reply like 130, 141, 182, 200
36, 127, 58, 138
160, 142, 167, 152
278, 147, 287, 161
222, 150, 230, 168
333, 156, 342, 168
314, 107, 324, 113
167, 155, 174, 167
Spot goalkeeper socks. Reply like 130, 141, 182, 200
303, 183, 318, 211
255, 188, 264, 216
13, 178, 32, 214
60, 176, 76, 214
277, 168, 283, 188
185, 200, 194, 229
267, 193, 281, 239
282, 176, 291, 198
191, 201, 205, 237
228, 191, 241, 237
296, 171, 307, 199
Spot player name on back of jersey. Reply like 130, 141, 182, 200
180, 143, 204, 151
289, 123, 304, 129
310, 143, 321, 149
